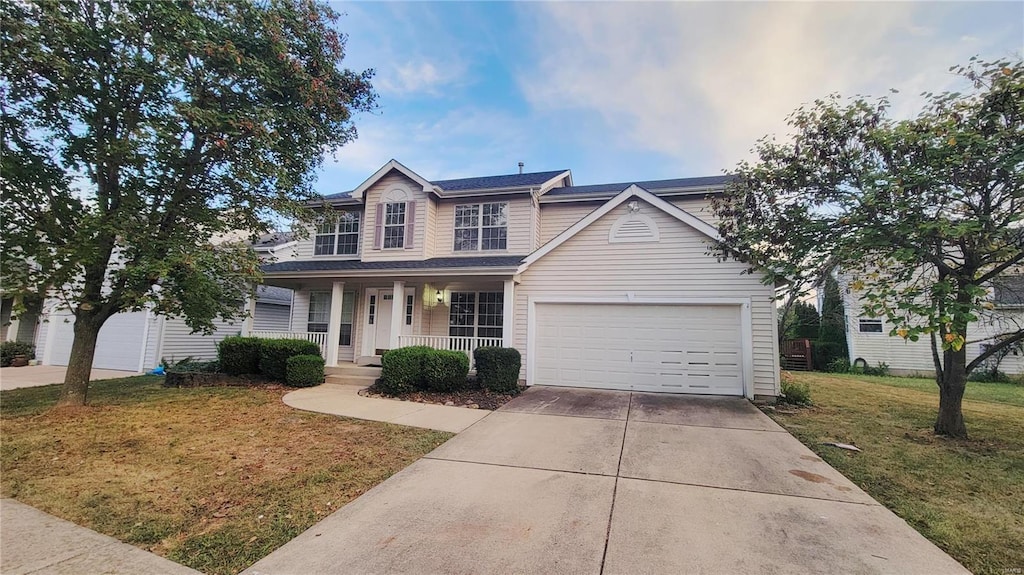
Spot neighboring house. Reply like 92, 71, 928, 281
34, 235, 298, 372
258, 159, 780, 399
841, 273, 1024, 376
1, 293, 42, 345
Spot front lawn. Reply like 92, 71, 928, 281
773, 372, 1024, 575
0, 377, 452, 575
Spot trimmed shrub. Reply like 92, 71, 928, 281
0, 341, 35, 367
826, 356, 851, 374
780, 378, 812, 406
259, 338, 321, 381
424, 350, 469, 392
811, 340, 846, 372
218, 337, 261, 375
379, 346, 432, 395
286, 354, 325, 388
474, 347, 521, 393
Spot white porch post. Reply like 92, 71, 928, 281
502, 279, 515, 348
325, 281, 345, 366
390, 280, 405, 350
6, 295, 22, 342
240, 294, 256, 337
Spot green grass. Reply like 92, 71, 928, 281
1, 376, 452, 575
772, 372, 1024, 575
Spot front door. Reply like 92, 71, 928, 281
374, 290, 394, 354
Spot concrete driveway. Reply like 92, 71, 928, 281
245, 387, 967, 575
0, 365, 141, 391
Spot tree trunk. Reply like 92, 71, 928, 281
56, 312, 105, 407
934, 346, 968, 438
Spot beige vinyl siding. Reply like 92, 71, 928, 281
421, 281, 505, 338
538, 201, 603, 245
433, 196, 534, 257
531, 195, 541, 252
294, 208, 365, 261
515, 199, 779, 397
423, 197, 438, 259
669, 196, 718, 226
159, 316, 243, 362
362, 173, 430, 261
254, 303, 291, 332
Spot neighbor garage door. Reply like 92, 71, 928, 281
534, 303, 745, 395
47, 311, 148, 372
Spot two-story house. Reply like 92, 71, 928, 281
258, 160, 780, 399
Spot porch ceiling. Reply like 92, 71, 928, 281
261, 256, 525, 284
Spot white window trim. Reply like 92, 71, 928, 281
307, 290, 331, 332
858, 318, 884, 334
453, 202, 508, 252
383, 202, 407, 250
448, 291, 504, 338
313, 213, 362, 258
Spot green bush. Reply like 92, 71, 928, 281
424, 350, 469, 392
780, 378, 812, 406
811, 340, 846, 372
826, 356, 851, 373
474, 347, 522, 393
165, 358, 220, 373
0, 341, 35, 367
286, 354, 325, 388
259, 338, 321, 381
218, 337, 261, 375
379, 346, 433, 395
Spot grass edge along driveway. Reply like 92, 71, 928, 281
771, 372, 1024, 575
0, 376, 452, 575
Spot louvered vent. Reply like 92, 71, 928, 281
609, 213, 659, 243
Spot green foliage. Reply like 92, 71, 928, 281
811, 341, 846, 372
379, 346, 433, 395
474, 347, 522, 393
819, 275, 848, 352
286, 355, 325, 388
851, 362, 891, 377
218, 337, 262, 375
712, 57, 1024, 436
826, 356, 852, 374
423, 350, 470, 392
0, 0, 375, 403
782, 301, 820, 340
165, 359, 220, 373
0, 341, 35, 367
780, 378, 812, 406
259, 339, 321, 382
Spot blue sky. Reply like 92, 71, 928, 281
315, 1, 1023, 195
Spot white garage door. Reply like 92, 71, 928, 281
48, 311, 147, 372
534, 303, 745, 395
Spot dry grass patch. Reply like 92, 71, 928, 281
771, 372, 1024, 575
1, 376, 451, 575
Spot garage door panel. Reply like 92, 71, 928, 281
46, 311, 147, 371
534, 303, 745, 396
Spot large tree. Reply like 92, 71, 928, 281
712, 58, 1023, 438
1, 0, 375, 406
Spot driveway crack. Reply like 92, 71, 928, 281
599, 392, 631, 574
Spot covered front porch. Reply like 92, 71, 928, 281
251, 275, 515, 369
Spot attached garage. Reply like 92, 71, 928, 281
45, 310, 150, 371
532, 302, 750, 396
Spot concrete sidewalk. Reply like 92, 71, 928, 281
282, 382, 490, 433
0, 365, 141, 391
0, 498, 200, 575
247, 387, 968, 575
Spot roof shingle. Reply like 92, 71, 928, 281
545, 175, 734, 197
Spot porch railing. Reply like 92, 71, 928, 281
397, 335, 503, 369
249, 330, 329, 359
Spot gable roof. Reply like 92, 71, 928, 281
518, 184, 721, 273
349, 159, 437, 201
543, 175, 734, 201
433, 170, 570, 192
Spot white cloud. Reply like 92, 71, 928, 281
520, 2, 1022, 173
377, 60, 463, 96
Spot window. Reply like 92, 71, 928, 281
383, 203, 406, 249
368, 295, 376, 325
340, 292, 355, 346
405, 294, 414, 326
454, 202, 508, 251
307, 291, 330, 332
314, 213, 360, 256
449, 291, 503, 338
858, 318, 883, 333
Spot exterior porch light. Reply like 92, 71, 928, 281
436, 289, 444, 303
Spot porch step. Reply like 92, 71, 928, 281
325, 374, 378, 387
325, 365, 382, 378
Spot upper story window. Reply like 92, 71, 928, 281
858, 318, 883, 333
383, 202, 406, 249
314, 212, 360, 256
454, 202, 508, 251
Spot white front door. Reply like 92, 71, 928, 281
373, 290, 394, 353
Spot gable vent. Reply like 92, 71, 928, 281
609, 212, 659, 243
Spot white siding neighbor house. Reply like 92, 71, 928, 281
841, 274, 1024, 376
36, 234, 298, 372
259, 160, 780, 399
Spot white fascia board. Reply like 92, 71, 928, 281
518, 184, 721, 273
535, 170, 574, 196
538, 185, 726, 204
350, 159, 439, 200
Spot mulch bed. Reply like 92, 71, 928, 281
360, 383, 522, 411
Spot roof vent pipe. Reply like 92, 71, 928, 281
518, 161, 524, 174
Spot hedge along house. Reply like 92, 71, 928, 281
260, 160, 780, 399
